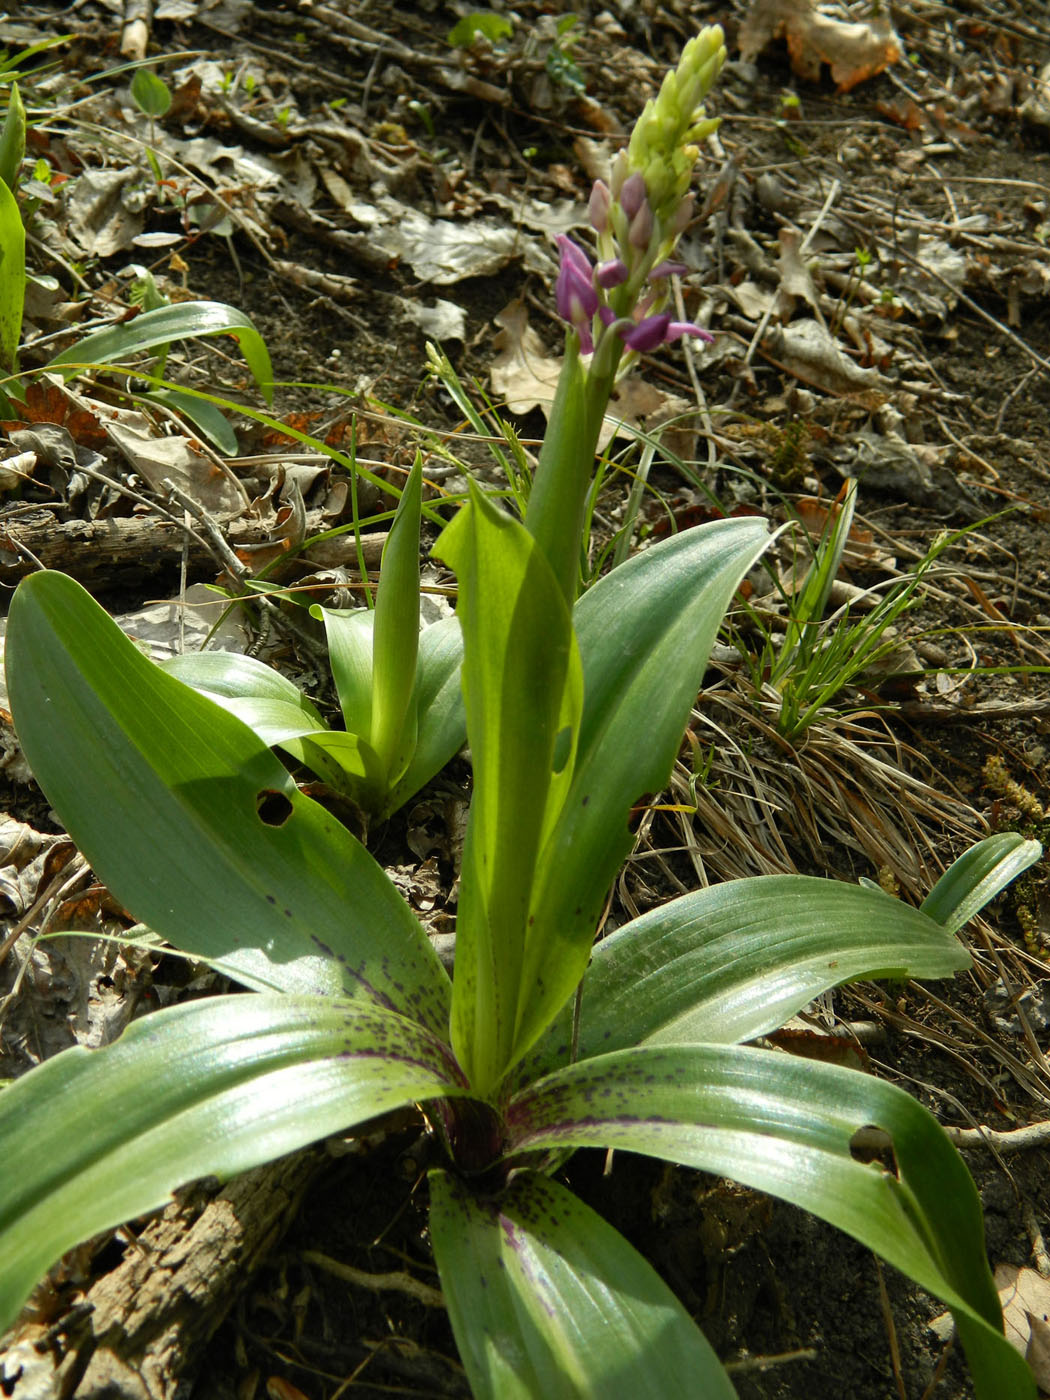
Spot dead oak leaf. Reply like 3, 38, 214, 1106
740, 0, 902, 94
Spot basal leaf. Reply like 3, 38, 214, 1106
0, 80, 26, 192
314, 604, 374, 738
920, 832, 1041, 935
5, 572, 449, 1030
506, 1046, 1033, 1400
141, 386, 239, 455
0, 174, 25, 372
518, 873, 973, 1079
383, 613, 465, 818
429, 1169, 736, 1400
513, 518, 769, 1064
163, 650, 329, 741
0, 994, 468, 1335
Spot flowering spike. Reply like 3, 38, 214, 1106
528, 27, 728, 600
625, 25, 726, 229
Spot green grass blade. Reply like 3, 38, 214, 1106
46, 300, 274, 404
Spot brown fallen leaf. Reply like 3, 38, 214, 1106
994, 1263, 1050, 1393
740, 0, 901, 94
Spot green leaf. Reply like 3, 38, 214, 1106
0, 174, 25, 372
162, 650, 329, 742
507, 1046, 1034, 1400
130, 68, 172, 119
429, 1169, 736, 1400
0, 993, 468, 1334
513, 518, 770, 1064
434, 490, 583, 1094
5, 572, 449, 1030
518, 874, 973, 1079
447, 11, 514, 47
141, 386, 239, 455
160, 650, 386, 796
370, 455, 423, 782
314, 604, 374, 738
0, 81, 26, 191
921, 832, 1042, 935
46, 301, 274, 405
382, 613, 465, 818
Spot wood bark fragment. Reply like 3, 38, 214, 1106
0, 510, 385, 593
15, 1149, 326, 1400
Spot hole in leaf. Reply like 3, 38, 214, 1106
256, 789, 294, 826
552, 725, 572, 774
849, 1124, 899, 1177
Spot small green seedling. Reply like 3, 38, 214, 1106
164, 454, 466, 826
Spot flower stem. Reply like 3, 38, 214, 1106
524, 338, 621, 602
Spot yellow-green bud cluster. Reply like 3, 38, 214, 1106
624, 24, 725, 228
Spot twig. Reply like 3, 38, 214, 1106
301, 1250, 445, 1308
875, 1257, 907, 1400
945, 1120, 1050, 1153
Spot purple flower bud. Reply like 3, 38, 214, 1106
618, 312, 713, 352
619, 172, 647, 219
557, 234, 595, 287
619, 312, 673, 353
588, 180, 611, 232
628, 200, 654, 250
670, 193, 695, 237
555, 235, 598, 351
649, 260, 688, 280
596, 258, 628, 288
666, 319, 714, 344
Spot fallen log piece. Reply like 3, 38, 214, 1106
0, 510, 386, 593
8, 1149, 325, 1400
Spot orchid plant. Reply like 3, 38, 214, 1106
0, 26, 1038, 1398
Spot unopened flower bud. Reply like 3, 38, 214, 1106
596, 258, 629, 288
628, 200, 654, 250
670, 193, 694, 237
588, 180, 610, 232
619, 172, 647, 220
609, 150, 629, 199
650, 260, 688, 280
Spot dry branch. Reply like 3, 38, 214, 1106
0, 510, 386, 593
27, 1149, 326, 1400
